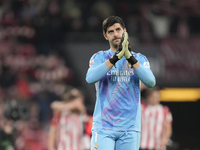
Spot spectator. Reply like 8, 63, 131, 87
0, 119, 15, 150
48, 87, 91, 150
140, 86, 173, 150
0, 100, 15, 150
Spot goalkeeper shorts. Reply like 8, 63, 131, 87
91, 129, 140, 150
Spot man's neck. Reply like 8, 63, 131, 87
110, 46, 117, 52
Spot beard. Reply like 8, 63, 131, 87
112, 43, 118, 49
110, 38, 121, 49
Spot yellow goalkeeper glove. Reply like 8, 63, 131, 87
109, 32, 128, 65
124, 33, 138, 66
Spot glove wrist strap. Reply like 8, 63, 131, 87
109, 54, 119, 65
127, 56, 138, 66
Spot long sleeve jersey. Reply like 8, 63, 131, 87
86, 49, 156, 132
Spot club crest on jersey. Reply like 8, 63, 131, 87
94, 144, 98, 150
89, 59, 94, 67
127, 62, 132, 68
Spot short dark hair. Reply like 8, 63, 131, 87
145, 86, 160, 98
62, 88, 83, 102
102, 16, 125, 34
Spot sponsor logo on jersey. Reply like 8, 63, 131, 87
107, 69, 134, 82
143, 62, 150, 68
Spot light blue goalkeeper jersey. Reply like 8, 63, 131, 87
86, 49, 155, 132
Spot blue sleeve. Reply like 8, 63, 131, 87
135, 53, 156, 88
86, 52, 110, 84
135, 64, 156, 88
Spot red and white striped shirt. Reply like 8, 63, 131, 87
51, 111, 87, 150
140, 102, 172, 150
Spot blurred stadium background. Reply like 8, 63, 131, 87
0, 0, 200, 150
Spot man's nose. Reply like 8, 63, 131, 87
113, 30, 119, 37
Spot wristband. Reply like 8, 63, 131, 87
109, 54, 119, 65
127, 56, 138, 66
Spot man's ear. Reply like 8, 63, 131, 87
103, 33, 108, 40
124, 28, 127, 32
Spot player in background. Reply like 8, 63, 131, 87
86, 16, 156, 150
140, 86, 173, 150
48, 88, 91, 150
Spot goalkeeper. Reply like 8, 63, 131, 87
86, 16, 156, 150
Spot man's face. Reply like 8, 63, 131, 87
147, 91, 160, 106
104, 23, 126, 49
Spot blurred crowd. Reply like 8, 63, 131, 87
0, 0, 200, 43
0, 0, 200, 150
